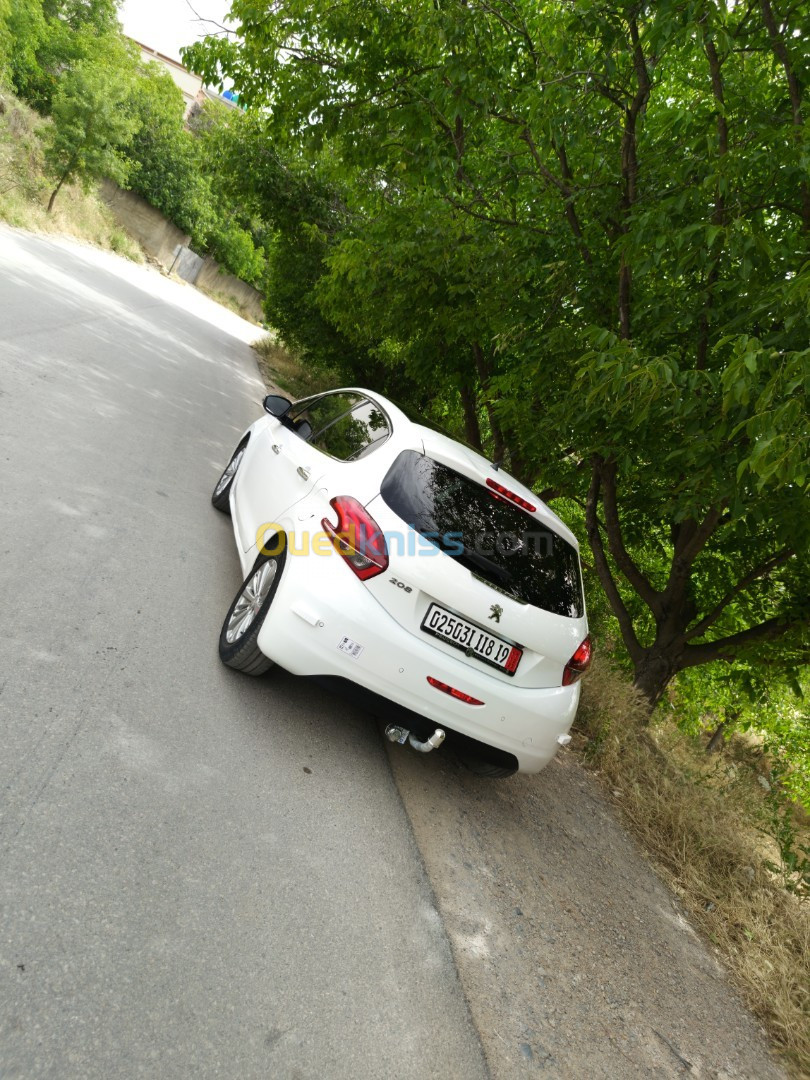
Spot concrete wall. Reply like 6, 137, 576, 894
100, 180, 189, 267
195, 257, 265, 323
99, 181, 265, 323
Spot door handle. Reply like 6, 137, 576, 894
297, 466, 311, 480
271, 443, 281, 454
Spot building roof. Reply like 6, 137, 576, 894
129, 38, 200, 77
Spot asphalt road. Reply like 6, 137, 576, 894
0, 228, 487, 1080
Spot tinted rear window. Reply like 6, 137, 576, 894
380, 451, 583, 617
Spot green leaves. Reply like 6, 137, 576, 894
720, 332, 810, 493
6, 0, 120, 111
122, 64, 204, 232
44, 50, 141, 207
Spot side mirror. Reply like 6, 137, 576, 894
263, 394, 292, 418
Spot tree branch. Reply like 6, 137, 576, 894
553, 138, 593, 268
685, 548, 795, 640
473, 0, 538, 70
443, 194, 551, 236
759, 0, 810, 231
669, 503, 725, 583
617, 14, 653, 340
697, 35, 729, 369
599, 459, 662, 615
520, 125, 594, 268
681, 615, 796, 666
585, 460, 643, 661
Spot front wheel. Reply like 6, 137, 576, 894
218, 546, 285, 675
212, 438, 248, 514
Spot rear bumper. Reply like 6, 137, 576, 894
255, 532, 580, 773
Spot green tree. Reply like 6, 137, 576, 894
187, 101, 269, 285
187, 106, 374, 368
186, 0, 809, 708
0, 0, 13, 82
123, 62, 212, 237
6, 0, 121, 111
44, 53, 139, 210
120, 87, 268, 287
5, 0, 49, 101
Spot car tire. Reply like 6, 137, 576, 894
218, 544, 286, 675
212, 437, 248, 514
458, 754, 518, 779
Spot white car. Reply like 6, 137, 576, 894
213, 388, 591, 776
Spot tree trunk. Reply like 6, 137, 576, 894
459, 378, 482, 450
632, 651, 679, 712
47, 169, 71, 213
471, 341, 506, 464
706, 720, 727, 753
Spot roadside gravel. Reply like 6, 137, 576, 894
387, 740, 787, 1079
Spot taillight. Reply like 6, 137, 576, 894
427, 676, 484, 706
486, 477, 536, 513
322, 496, 389, 581
562, 635, 592, 686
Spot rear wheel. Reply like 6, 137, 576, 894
458, 755, 518, 779
218, 545, 285, 675
446, 730, 518, 778
212, 438, 248, 514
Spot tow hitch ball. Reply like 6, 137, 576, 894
385, 724, 446, 754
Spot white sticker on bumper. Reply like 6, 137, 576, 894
337, 636, 364, 660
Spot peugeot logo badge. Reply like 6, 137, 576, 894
489, 604, 503, 623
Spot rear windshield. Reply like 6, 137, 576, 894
380, 450, 584, 618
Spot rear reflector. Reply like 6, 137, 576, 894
562, 635, 592, 686
486, 477, 536, 512
427, 676, 484, 706
504, 647, 521, 674
322, 496, 389, 581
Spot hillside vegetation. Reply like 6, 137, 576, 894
0, 91, 140, 255
1, 0, 268, 286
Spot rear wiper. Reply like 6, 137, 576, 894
455, 548, 513, 587
433, 538, 528, 604
472, 574, 529, 605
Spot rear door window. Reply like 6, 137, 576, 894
380, 450, 583, 617
299, 396, 391, 461
288, 392, 362, 437
342, 399, 390, 459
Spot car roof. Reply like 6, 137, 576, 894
332, 387, 581, 551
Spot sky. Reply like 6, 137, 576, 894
119, 0, 233, 64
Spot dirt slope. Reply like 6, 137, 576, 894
387, 742, 786, 1079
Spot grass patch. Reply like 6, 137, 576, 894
252, 335, 339, 398
0, 89, 143, 260
574, 657, 810, 1076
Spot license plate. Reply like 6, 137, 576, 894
420, 603, 522, 675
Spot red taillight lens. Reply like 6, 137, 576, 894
486, 477, 536, 513
322, 496, 389, 581
562, 635, 592, 686
427, 676, 484, 706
